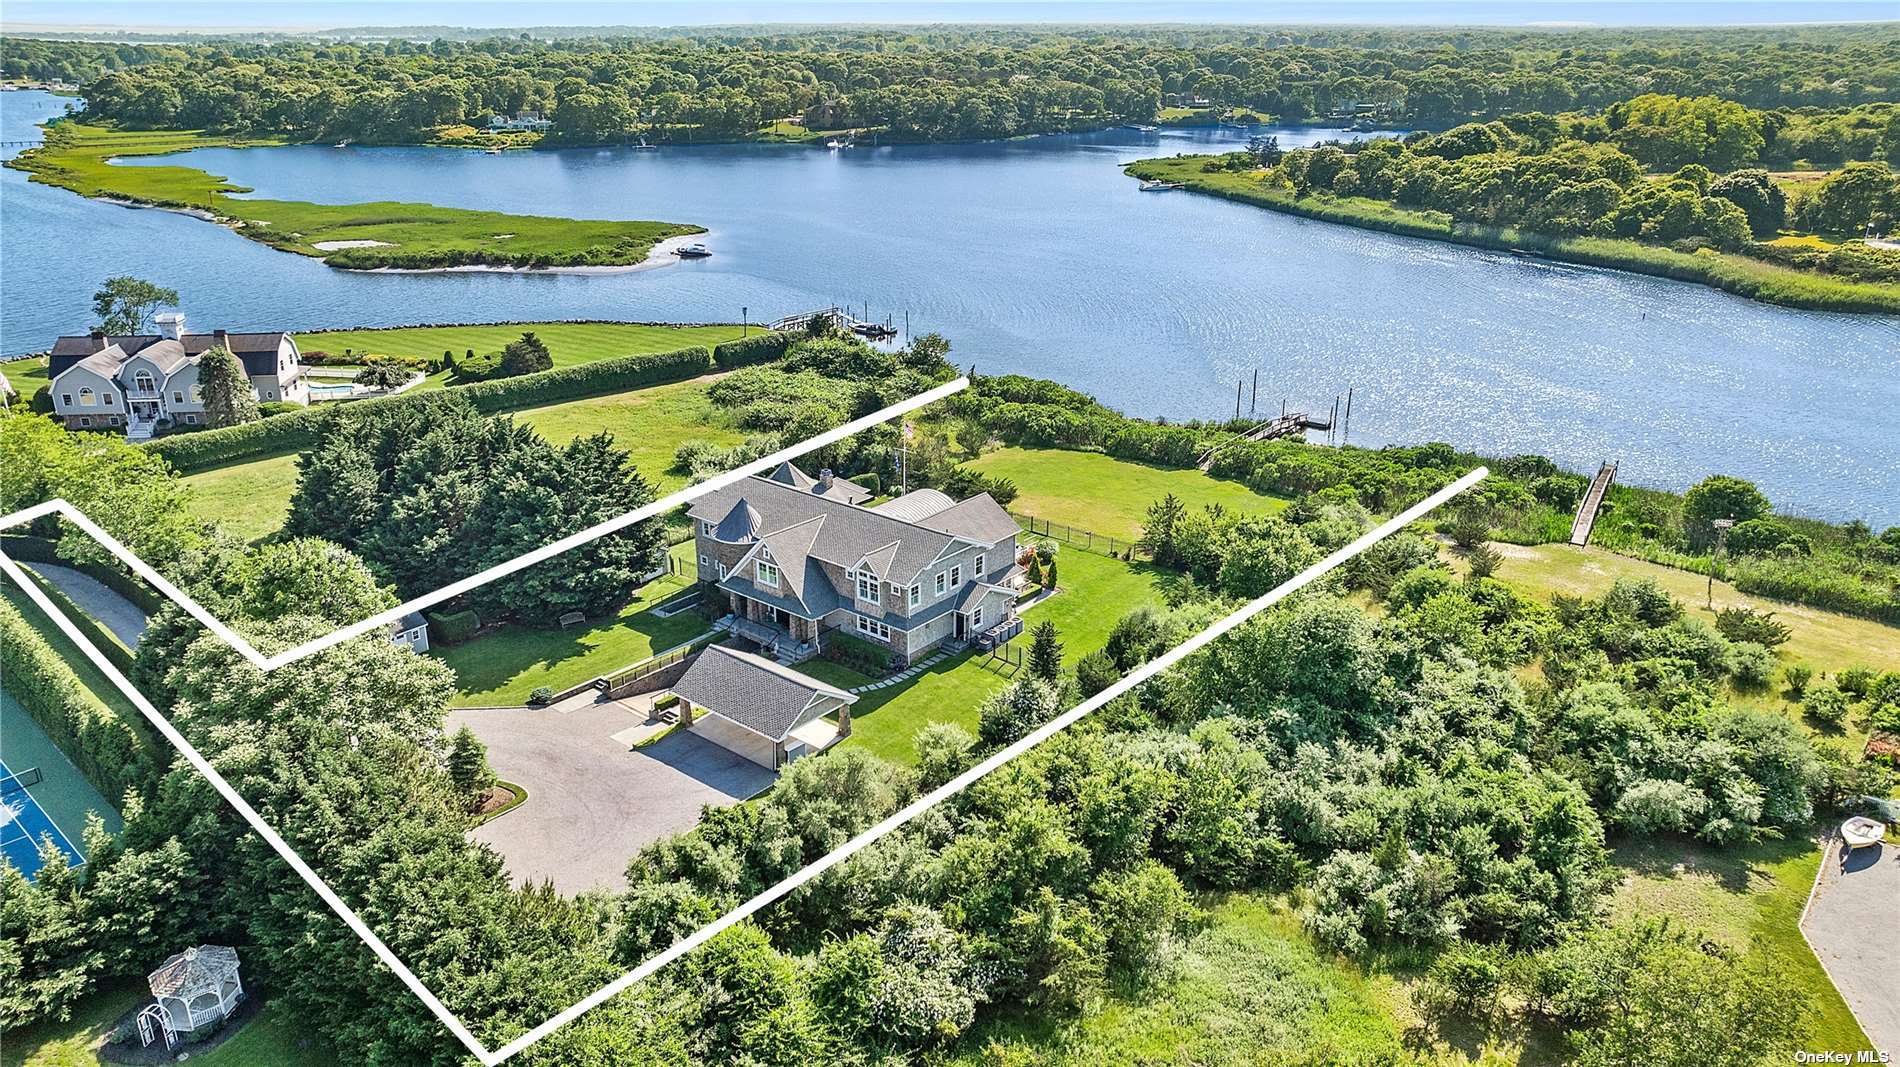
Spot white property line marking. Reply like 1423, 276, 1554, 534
10, 377, 968, 673
2, 417, 1480, 1063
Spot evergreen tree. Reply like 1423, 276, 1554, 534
1028, 619, 1064, 682
447, 724, 496, 801
197, 345, 259, 428
1139, 493, 1186, 568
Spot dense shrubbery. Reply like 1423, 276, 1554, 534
713, 331, 792, 368
0, 597, 157, 805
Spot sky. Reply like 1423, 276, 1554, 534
4, 1, 1896, 33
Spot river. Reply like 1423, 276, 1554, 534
3, 90, 1896, 523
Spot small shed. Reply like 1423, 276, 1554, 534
141, 945, 244, 1045
389, 610, 430, 653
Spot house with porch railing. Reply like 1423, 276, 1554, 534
687, 463, 1022, 666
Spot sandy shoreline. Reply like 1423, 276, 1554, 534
335, 232, 709, 276
95, 195, 219, 221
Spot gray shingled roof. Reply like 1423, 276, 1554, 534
673, 645, 856, 741
912, 495, 1020, 544
49, 332, 289, 380
766, 461, 872, 505
711, 498, 763, 542
148, 945, 239, 997
689, 475, 1013, 592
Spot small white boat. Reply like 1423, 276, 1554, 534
485, 145, 504, 154
826, 139, 845, 149
634, 136, 657, 150
1842, 816, 1886, 849
1138, 180, 1185, 191
674, 243, 712, 258
333, 140, 350, 149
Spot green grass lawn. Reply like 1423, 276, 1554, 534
966, 446, 1288, 542
434, 571, 711, 707
1, 983, 330, 1067
4, 355, 51, 394
837, 549, 1169, 764
949, 892, 1410, 1065
10, 124, 700, 269
294, 321, 749, 390
1607, 833, 1871, 1052
180, 375, 741, 540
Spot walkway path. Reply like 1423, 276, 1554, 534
1803, 835, 1900, 1055
31, 564, 148, 649
847, 650, 951, 694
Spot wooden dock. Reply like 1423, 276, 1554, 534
768, 306, 897, 337
1196, 410, 1330, 470
1569, 461, 1618, 546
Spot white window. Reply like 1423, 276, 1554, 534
717, 561, 727, 578
134, 370, 155, 394
950, 565, 962, 587
103, 394, 114, 406
78, 387, 95, 406
78, 416, 90, 427
702, 521, 714, 536
699, 554, 711, 567
973, 605, 984, 628
855, 614, 891, 641
975, 554, 986, 578
756, 560, 779, 587
934, 571, 948, 596
855, 569, 879, 604
185, 414, 198, 425
908, 584, 921, 608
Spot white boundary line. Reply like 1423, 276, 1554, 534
1, 406, 1481, 1063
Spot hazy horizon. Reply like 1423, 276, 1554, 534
5, 0, 1897, 34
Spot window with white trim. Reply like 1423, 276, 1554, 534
78, 416, 90, 427
972, 605, 984, 628
702, 521, 714, 536
934, 571, 947, 596
78, 387, 95, 406
949, 564, 962, 587
185, 414, 198, 424
974, 553, 986, 578
699, 554, 711, 567
756, 560, 779, 587
61, 393, 72, 406
855, 569, 879, 604
103, 394, 114, 406
907, 583, 921, 608
173, 390, 184, 403
855, 614, 891, 641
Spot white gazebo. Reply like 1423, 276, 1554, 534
139, 945, 244, 1048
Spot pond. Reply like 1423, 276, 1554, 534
4, 90, 1897, 522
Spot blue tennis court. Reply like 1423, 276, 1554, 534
0, 756, 82, 881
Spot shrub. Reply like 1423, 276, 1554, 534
428, 608, 480, 645
713, 331, 792, 368
1803, 682, 1850, 726
849, 471, 881, 495
1783, 663, 1814, 696
258, 401, 303, 418
1075, 648, 1119, 696
1837, 667, 1876, 699
30, 385, 54, 413
0, 598, 157, 803
498, 332, 554, 377
1714, 606, 1792, 648
1727, 641, 1777, 690
528, 686, 556, 706
454, 351, 505, 381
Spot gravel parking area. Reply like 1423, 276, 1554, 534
1804, 838, 1900, 1056
448, 695, 775, 894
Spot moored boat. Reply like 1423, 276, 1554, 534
675, 242, 712, 258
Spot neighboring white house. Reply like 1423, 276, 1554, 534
46, 314, 308, 440
487, 111, 553, 131
389, 611, 430, 653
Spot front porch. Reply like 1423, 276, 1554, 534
715, 599, 820, 664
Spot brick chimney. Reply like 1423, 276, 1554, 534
212, 329, 229, 351
89, 329, 106, 351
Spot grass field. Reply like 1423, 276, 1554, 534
9, 124, 699, 269
1607, 833, 1871, 1052
950, 892, 1411, 1065
967, 446, 1289, 541
293, 321, 749, 390
180, 376, 741, 541
433, 569, 710, 707
832, 549, 1170, 764
0, 984, 331, 1067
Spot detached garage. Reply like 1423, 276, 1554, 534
669, 645, 857, 769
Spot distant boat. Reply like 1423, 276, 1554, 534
1121, 123, 1159, 132
634, 136, 657, 150
1138, 180, 1185, 191
485, 145, 504, 154
826, 139, 845, 149
333, 140, 350, 148
675, 243, 712, 258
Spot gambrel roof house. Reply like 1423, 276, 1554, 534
46, 313, 309, 440
688, 464, 1022, 667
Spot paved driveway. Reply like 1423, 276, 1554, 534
447, 696, 775, 894
1804, 837, 1900, 1056
33, 564, 148, 648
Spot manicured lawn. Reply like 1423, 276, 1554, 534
13, 124, 700, 269
1607, 833, 1871, 1052
434, 572, 711, 707
181, 454, 301, 542
966, 446, 1288, 542
1, 983, 330, 1067
179, 376, 741, 540
4, 355, 51, 394
294, 322, 749, 390
949, 893, 1409, 1065
837, 550, 1169, 764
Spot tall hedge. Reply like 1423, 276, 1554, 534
144, 345, 718, 472
713, 331, 792, 368
0, 597, 157, 804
